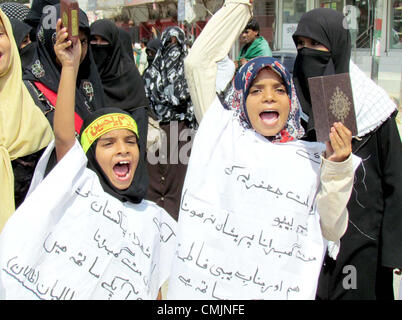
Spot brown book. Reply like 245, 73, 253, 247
60, 0, 79, 43
308, 73, 357, 142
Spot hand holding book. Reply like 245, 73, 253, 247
308, 73, 356, 162
60, 0, 79, 44
54, 18, 81, 72
324, 122, 352, 162
308, 73, 357, 142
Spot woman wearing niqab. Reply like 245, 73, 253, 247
90, 19, 148, 113
143, 26, 196, 127
144, 37, 161, 72
9, 18, 36, 71
142, 26, 196, 221
0, 1, 36, 71
23, 4, 105, 133
292, 8, 402, 300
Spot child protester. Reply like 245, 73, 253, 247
167, 0, 360, 300
0, 19, 176, 300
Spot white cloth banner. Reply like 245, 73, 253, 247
0, 140, 177, 300
167, 98, 328, 300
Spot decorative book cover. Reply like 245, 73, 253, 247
60, 0, 79, 43
308, 73, 357, 142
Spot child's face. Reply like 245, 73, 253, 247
0, 18, 11, 76
95, 129, 139, 190
245, 68, 290, 137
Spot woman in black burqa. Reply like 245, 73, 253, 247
23, 4, 105, 132
292, 8, 402, 300
89, 19, 148, 114
142, 26, 196, 221
15, 4, 105, 208
9, 18, 36, 72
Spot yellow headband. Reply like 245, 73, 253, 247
80, 113, 139, 153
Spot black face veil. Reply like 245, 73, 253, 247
90, 19, 148, 113
9, 18, 36, 71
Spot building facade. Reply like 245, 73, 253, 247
253, 0, 402, 103
83, 0, 402, 102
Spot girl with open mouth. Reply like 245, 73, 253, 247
167, 0, 359, 300
0, 18, 176, 300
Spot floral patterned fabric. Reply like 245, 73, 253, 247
224, 56, 305, 143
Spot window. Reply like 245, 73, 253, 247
318, 0, 343, 11
253, 0, 276, 49
345, 0, 375, 49
283, 0, 307, 23
391, 0, 402, 48
282, 0, 307, 49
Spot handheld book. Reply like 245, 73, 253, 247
60, 0, 79, 43
308, 73, 357, 142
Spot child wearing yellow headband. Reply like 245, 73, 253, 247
0, 19, 176, 300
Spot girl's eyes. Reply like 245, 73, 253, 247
100, 140, 137, 146
249, 88, 262, 94
249, 87, 286, 94
102, 142, 113, 147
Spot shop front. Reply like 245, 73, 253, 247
253, 0, 401, 101
89, 0, 401, 100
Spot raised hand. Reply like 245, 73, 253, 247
151, 26, 158, 38
54, 19, 81, 72
53, 18, 81, 162
325, 122, 352, 162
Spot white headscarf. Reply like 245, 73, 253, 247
350, 60, 397, 138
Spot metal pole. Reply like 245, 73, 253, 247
370, 0, 383, 83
